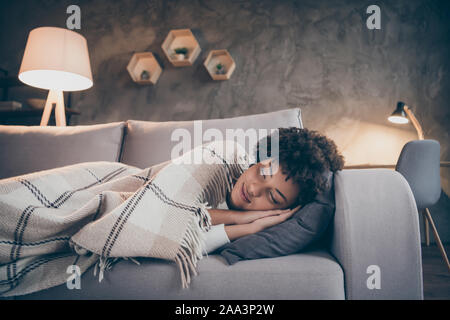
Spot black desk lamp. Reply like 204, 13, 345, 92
388, 101, 424, 140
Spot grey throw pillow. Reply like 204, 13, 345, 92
219, 171, 335, 265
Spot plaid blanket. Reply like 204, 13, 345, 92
0, 140, 248, 297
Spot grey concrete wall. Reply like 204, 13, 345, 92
0, 0, 449, 244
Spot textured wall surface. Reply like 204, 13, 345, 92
1, 0, 449, 243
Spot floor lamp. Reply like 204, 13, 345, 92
18, 27, 93, 126
389, 101, 449, 269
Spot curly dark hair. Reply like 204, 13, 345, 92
255, 127, 345, 206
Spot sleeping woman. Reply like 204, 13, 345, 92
0, 126, 344, 296
202, 127, 345, 254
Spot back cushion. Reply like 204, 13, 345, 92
121, 108, 303, 168
0, 122, 125, 179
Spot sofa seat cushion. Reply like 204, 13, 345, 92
19, 249, 345, 300
121, 108, 303, 169
0, 122, 126, 179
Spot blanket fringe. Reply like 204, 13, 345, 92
69, 241, 122, 283
176, 206, 210, 289
172, 156, 246, 288
93, 256, 140, 283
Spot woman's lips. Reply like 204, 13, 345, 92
241, 183, 250, 203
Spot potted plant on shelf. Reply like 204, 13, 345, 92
172, 47, 188, 61
140, 70, 150, 81
215, 63, 226, 75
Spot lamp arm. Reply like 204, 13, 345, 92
403, 106, 424, 140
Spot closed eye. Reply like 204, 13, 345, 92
270, 192, 279, 204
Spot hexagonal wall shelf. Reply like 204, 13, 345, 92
127, 52, 162, 85
161, 29, 201, 67
204, 49, 236, 80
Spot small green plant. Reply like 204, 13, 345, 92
140, 70, 150, 80
174, 47, 188, 55
216, 63, 226, 74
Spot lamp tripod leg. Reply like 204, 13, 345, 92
40, 93, 54, 126
423, 211, 430, 246
40, 89, 66, 126
54, 90, 66, 126
424, 208, 450, 272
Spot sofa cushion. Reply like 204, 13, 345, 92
18, 250, 345, 300
0, 122, 126, 180
121, 108, 303, 169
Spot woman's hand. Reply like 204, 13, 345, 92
224, 205, 302, 241
250, 205, 301, 232
233, 208, 292, 225
208, 207, 298, 226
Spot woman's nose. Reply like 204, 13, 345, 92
248, 182, 262, 198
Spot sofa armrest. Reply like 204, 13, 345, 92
331, 169, 423, 300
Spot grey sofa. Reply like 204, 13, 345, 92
0, 108, 423, 300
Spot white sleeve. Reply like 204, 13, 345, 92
203, 224, 230, 255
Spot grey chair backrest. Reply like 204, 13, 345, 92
395, 140, 441, 211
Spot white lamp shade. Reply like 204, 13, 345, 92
18, 27, 93, 91
388, 115, 409, 124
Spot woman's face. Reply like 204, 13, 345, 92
228, 159, 300, 211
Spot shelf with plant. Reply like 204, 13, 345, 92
161, 29, 201, 67
204, 49, 236, 80
126, 52, 162, 85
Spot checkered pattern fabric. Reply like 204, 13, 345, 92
0, 140, 248, 297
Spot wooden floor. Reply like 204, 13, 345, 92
422, 244, 450, 299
